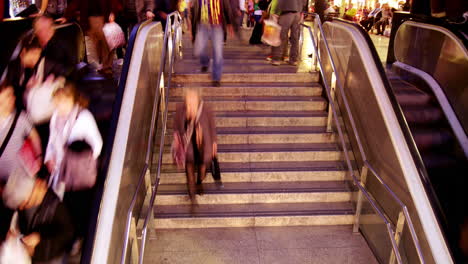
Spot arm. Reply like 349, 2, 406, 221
73, 110, 103, 159
39, 0, 48, 14
28, 128, 43, 160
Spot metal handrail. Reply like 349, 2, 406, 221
119, 12, 182, 264
138, 11, 182, 264
301, 13, 425, 264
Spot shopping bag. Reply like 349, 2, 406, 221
262, 17, 281, 47
103, 22, 126, 51
18, 139, 41, 177
26, 60, 65, 125
0, 213, 32, 264
171, 133, 186, 169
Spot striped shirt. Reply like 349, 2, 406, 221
0, 112, 33, 182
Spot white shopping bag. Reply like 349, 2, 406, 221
103, 22, 126, 51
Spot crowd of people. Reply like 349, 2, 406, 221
0, 13, 104, 264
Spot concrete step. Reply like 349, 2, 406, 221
172, 72, 319, 83
168, 96, 327, 112
174, 63, 301, 74
167, 110, 329, 128
162, 126, 336, 145
150, 202, 355, 228
171, 82, 323, 97
159, 161, 347, 184
155, 181, 353, 206
160, 143, 344, 164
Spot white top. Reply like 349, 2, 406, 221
45, 108, 103, 165
325, 6, 336, 14
239, 0, 246, 11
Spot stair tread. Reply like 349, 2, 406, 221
161, 143, 342, 154
161, 160, 347, 173
157, 181, 351, 195
173, 82, 322, 88
169, 110, 328, 117
169, 96, 326, 102
154, 202, 354, 218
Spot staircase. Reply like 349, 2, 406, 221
142, 33, 377, 263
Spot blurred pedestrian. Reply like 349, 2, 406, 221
0, 82, 42, 242
58, 0, 122, 77
2, 170, 74, 264
360, 2, 381, 32
115, 0, 155, 58
34, 15, 76, 76
35, 0, 67, 18
375, 3, 391, 35
191, 0, 234, 86
45, 82, 103, 255
155, 0, 179, 29
239, 0, 246, 27
249, 0, 270, 45
173, 88, 217, 204
343, 3, 357, 21
271, 0, 307, 66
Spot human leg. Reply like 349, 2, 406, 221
272, 13, 293, 62
211, 25, 224, 82
186, 163, 197, 202
193, 24, 210, 69
289, 13, 301, 63
88, 16, 113, 71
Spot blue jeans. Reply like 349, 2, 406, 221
194, 24, 224, 82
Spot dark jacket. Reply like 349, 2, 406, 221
120, 0, 155, 22
277, 0, 307, 13
173, 102, 217, 166
18, 190, 74, 262
64, 0, 122, 30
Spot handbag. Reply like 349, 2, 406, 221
52, 110, 97, 192
0, 212, 31, 264
26, 59, 65, 125
103, 22, 126, 51
211, 156, 221, 181
60, 141, 97, 191
262, 17, 281, 47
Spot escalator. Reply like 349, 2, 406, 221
315, 17, 468, 263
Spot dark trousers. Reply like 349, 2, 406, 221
115, 14, 138, 59
375, 18, 389, 35
0, 200, 14, 242
63, 189, 93, 239
360, 17, 376, 31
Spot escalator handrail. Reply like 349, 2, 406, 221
137, 11, 183, 264
301, 21, 405, 264
397, 20, 468, 57
301, 13, 427, 264
330, 17, 454, 261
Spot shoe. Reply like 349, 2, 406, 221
266, 56, 273, 61
271, 60, 281, 66
212, 81, 221, 87
289, 61, 298, 66
283, 56, 290, 62
201, 66, 208, 73
215, 180, 224, 189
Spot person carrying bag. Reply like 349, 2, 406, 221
44, 82, 102, 252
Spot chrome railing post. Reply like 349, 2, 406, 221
390, 211, 407, 264
353, 165, 369, 233
326, 72, 336, 133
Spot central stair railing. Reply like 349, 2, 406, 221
120, 12, 183, 264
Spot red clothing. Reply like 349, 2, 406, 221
65, 0, 122, 29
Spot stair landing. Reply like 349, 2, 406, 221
143, 225, 377, 264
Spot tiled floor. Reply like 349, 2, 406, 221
143, 226, 378, 264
